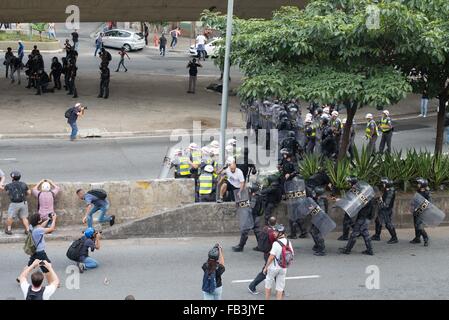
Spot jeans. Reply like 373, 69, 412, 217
203, 286, 222, 300
421, 98, 429, 116
94, 45, 101, 56
83, 257, 98, 269
116, 58, 127, 71
87, 202, 111, 228
160, 45, 166, 56
170, 37, 178, 48
188, 75, 197, 93
74, 42, 80, 52
69, 122, 78, 140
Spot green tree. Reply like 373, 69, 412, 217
31, 23, 48, 41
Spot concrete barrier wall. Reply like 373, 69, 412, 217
103, 192, 449, 239
0, 40, 61, 52
0, 179, 195, 226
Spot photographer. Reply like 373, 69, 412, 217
201, 244, 225, 300
18, 259, 59, 300
26, 213, 57, 276
66, 103, 86, 141
76, 227, 101, 273
32, 179, 60, 226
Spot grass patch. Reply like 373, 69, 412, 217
0, 31, 57, 42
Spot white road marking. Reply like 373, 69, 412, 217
0, 158, 16, 161
232, 275, 321, 284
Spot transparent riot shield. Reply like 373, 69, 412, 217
306, 198, 337, 237
234, 188, 254, 230
411, 193, 446, 227
335, 181, 375, 218
284, 177, 307, 220
159, 146, 176, 179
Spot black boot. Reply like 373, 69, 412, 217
288, 220, 297, 239
387, 228, 398, 244
232, 245, 243, 252
362, 237, 374, 255
337, 234, 349, 241
339, 238, 356, 254
371, 234, 381, 241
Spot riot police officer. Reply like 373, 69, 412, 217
310, 187, 328, 256
320, 116, 337, 159
410, 178, 430, 246
304, 117, 316, 154
67, 58, 78, 98
260, 176, 282, 224
98, 64, 110, 99
280, 131, 302, 161
337, 176, 357, 241
371, 178, 398, 244
339, 186, 375, 256
365, 113, 379, 156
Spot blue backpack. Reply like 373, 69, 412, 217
202, 270, 217, 294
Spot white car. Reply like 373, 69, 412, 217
99, 29, 145, 51
189, 38, 221, 58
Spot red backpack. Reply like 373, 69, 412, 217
276, 240, 294, 268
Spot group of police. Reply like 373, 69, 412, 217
243, 99, 395, 159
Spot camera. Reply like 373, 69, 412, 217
39, 261, 45, 266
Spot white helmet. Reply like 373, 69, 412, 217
342, 118, 347, 124
75, 103, 82, 108
174, 148, 183, 156
305, 118, 313, 124
226, 156, 236, 165
225, 145, 234, 153
204, 165, 214, 173
188, 143, 199, 150
41, 182, 51, 192
211, 147, 220, 156
365, 113, 373, 119
201, 146, 210, 155
323, 107, 330, 114
331, 111, 339, 117
383, 110, 390, 116
210, 141, 219, 148
226, 138, 237, 146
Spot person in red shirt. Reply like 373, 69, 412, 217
248, 217, 277, 294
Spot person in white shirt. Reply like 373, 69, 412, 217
217, 161, 245, 203
263, 224, 294, 300
18, 259, 59, 300
196, 34, 208, 61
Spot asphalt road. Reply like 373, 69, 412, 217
1, 226, 449, 300
0, 115, 446, 182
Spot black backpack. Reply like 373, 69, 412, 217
66, 237, 84, 261
64, 107, 74, 119
257, 227, 272, 253
87, 189, 107, 200
202, 270, 217, 294
8, 182, 26, 203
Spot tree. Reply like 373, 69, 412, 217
31, 23, 47, 41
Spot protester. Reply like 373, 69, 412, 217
76, 188, 115, 228
116, 47, 130, 72
186, 58, 202, 94
169, 27, 181, 49
202, 244, 225, 300
159, 33, 167, 57
18, 259, 59, 300
217, 161, 245, 203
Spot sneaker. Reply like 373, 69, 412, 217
423, 115, 427, 118
313, 251, 326, 256
424, 239, 429, 247
232, 245, 243, 252
5, 229, 12, 235
248, 286, 259, 295
387, 237, 398, 244
77, 262, 85, 274
110, 215, 115, 227
216, 199, 223, 203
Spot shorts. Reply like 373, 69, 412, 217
8, 202, 29, 219
265, 265, 287, 291
226, 181, 239, 192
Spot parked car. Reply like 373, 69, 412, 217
98, 29, 145, 51
189, 38, 221, 58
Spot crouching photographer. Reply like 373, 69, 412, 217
66, 227, 101, 273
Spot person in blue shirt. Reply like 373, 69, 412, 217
18, 41, 24, 62
76, 189, 115, 228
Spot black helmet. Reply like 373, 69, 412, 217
416, 177, 428, 188
380, 177, 393, 188
316, 107, 323, 114
314, 186, 325, 196
250, 184, 260, 194
10, 171, 21, 180
346, 176, 358, 186
321, 117, 329, 125
208, 247, 219, 261
288, 131, 296, 138
274, 224, 286, 233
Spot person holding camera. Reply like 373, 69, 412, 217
66, 103, 86, 141
187, 58, 202, 94
76, 227, 101, 273
32, 179, 60, 226
3, 171, 31, 235
202, 244, 225, 300
26, 213, 57, 275
18, 259, 59, 300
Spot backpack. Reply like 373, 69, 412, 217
23, 229, 43, 256
64, 107, 74, 119
8, 182, 26, 203
276, 240, 294, 268
87, 189, 107, 200
257, 227, 272, 253
202, 270, 217, 294
66, 237, 85, 261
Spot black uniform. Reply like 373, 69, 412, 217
260, 183, 282, 223
373, 187, 398, 242
280, 137, 302, 161
36, 71, 54, 95
340, 200, 375, 255
321, 124, 337, 159
67, 61, 78, 98
235, 192, 262, 250
310, 195, 328, 255
99, 66, 110, 99
412, 188, 430, 244
50, 60, 63, 90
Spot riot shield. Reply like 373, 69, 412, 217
306, 198, 337, 236
284, 177, 307, 220
411, 193, 446, 227
335, 181, 375, 218
234, 188, 254, 231
159, 146, 175, 179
